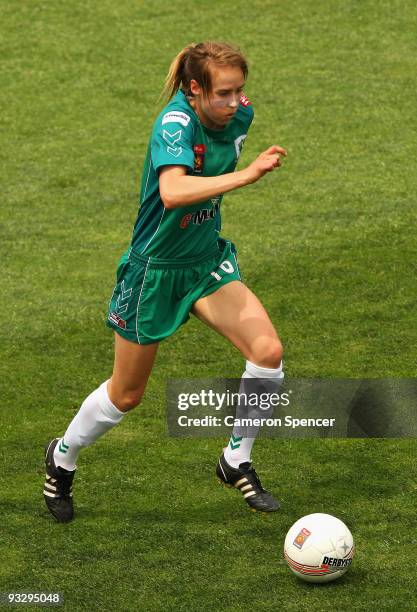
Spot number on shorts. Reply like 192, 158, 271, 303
210, 259, 234, 281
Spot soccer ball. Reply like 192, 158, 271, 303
284, 513, 355, 583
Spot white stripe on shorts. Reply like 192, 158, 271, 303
135, 257, 151, 344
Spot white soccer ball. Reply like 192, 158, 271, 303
284, 513, 355, 583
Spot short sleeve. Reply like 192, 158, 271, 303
151, 109, 195, 174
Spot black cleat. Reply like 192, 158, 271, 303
43, 438, 75, 523
216, 452, 280, 513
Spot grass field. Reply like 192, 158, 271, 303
1, 0, 417, 610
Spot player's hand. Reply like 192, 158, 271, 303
244, 145, 287, 184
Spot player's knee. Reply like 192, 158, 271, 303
250, 338, 283, 370
263, 341, 283, 369
114, 390, 144, 412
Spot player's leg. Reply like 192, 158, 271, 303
192, 280, 282, 367
108, 333, 160, 412
44, 333, 158, 522
192, 280, 284, 512
54, 333, 158, 469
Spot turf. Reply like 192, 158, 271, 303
1, 0, 417, 610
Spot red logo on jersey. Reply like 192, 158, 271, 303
193, 144, 206, 174
239, 93, 252, 107
180, 213, 193, 229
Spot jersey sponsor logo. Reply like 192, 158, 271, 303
180, 213, 193, 229
163, 129, 182, 157
162, 111, 191, 127
193, 144, 206, 174
239, 93, 252, 106
179, 201, 220, 229
234, 134, 247, 160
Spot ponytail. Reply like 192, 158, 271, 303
159, 43, 197, 102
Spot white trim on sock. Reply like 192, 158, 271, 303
245, 359, 284, 379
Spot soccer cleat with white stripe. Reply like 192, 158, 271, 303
216, 452, 280, 513
43, 438, 75, 523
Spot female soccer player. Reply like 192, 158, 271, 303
43, 41, 287, 522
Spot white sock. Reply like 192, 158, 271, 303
53, 380, 124, 471
224, 360, 284, 468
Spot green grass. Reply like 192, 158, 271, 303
1, 0, 417, 610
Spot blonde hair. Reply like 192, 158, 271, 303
160, 41, 248, 101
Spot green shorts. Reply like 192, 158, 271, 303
106, 237, 242, 344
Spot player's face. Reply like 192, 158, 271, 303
190, 66, 245, 130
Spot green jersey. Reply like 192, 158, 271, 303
130, 89, 254, 259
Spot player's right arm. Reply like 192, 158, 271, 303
159, 145, 287, 209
